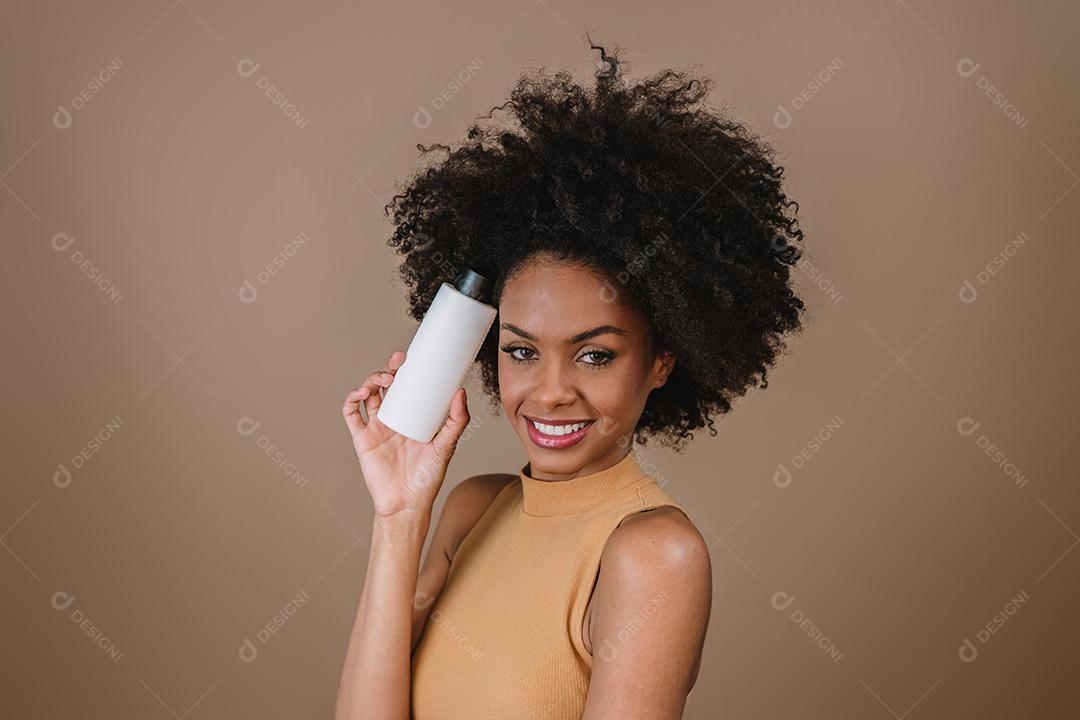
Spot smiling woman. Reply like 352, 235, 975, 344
336, 39, 808, 720
406, 257, 707, 720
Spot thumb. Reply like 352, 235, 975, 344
431, 387, 470, 456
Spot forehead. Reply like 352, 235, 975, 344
498, 260, 645, 338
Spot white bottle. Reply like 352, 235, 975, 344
377, 268, 497, 442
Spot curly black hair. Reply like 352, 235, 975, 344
383, 42, 809, 451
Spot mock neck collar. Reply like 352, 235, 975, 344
518, 451, 647, 517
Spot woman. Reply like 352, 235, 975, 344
336, 42, 807, 720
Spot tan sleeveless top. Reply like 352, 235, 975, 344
410, 449, 689, 719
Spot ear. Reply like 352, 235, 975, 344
653, 351, 676, 389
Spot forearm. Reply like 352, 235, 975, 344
335, 511, 431, 720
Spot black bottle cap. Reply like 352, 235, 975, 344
455, 267, 493, 304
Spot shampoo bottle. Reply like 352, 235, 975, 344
376, 268, 497, 442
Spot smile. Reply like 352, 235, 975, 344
524, 416, 595, 449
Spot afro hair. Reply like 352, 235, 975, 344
383, 41, 809, 451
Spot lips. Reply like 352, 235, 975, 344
525, 417, 595, 450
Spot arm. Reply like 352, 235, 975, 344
335, 510, 430, 720
335, 350, 473, 720
335, 473, 515, 720
581, 507, 713, 720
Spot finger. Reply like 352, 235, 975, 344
363, 384, 383, 421
343, 388, 367, 436
361, 371, 394, 419
360, 371, 394, 393
432, 387, 470, 455
387, 350, 406, 373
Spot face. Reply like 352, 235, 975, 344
497, 256, 676, 481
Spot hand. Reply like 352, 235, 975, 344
342, 350, 471, 519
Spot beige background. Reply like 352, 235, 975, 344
3, 1, 1078, 717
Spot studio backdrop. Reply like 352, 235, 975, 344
3, 1, 1078, 718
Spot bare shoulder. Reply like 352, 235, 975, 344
440, 473, 517, 559
603, 505, 711, 578
582, 507, 713, 712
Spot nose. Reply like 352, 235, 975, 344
533, 358, 578, 410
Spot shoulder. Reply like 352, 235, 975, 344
602, 505, 711, 581
584, 505, 712, 708
440, 473, 517, 560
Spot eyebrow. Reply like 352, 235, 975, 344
500, 323, 627, 344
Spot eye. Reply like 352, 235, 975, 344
500, 345, 536, 363
579, 349, 615, 368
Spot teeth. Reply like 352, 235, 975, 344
531, 420, 589, 436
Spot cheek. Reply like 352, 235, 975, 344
584, 369, 642, 414
497, 358, 522, 402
